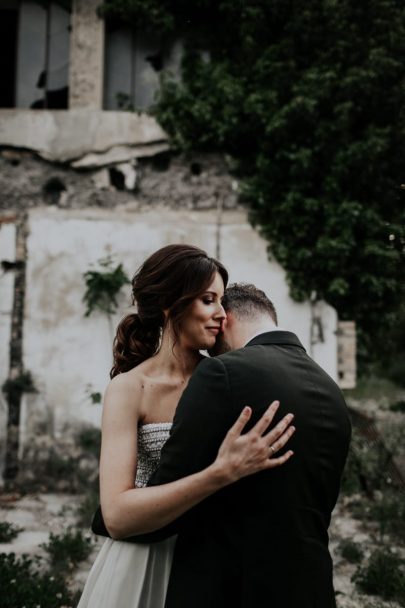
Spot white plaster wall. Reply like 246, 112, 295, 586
24, 207, 217, 435
220, 214, 338, 378
24, 206, 337, 437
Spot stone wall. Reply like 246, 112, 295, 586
0, 150, 238, 211
68, 0, 104, 109
0, 149, 340, 482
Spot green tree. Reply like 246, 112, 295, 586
100, 0, 405, 366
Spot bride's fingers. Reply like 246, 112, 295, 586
263, 413, 294, 445
268, 425, 296, 456
227, 406, 252, 439
250, 401, 280, 436
266, 449, 294, 469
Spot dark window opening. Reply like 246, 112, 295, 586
29, 3, 70, 109
0, 9, 18, 107
104, 22, 182, 111
109, 168, 126, 191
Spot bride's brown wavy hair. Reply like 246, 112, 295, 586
110, 244, 228, 378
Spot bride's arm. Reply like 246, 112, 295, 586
99, 372, 294, 540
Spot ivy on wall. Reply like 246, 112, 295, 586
83, 256, 130, 317
99, 0, 405, 370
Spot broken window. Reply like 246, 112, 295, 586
0, 2, 19, 107
103, 20, 183, 111
0, 0, 71, 109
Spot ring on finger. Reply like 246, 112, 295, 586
269, 445, 276, 455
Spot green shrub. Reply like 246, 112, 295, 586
83, 256, 130, 317
41, 529, 93, 570
340, 430, 387, 496
348, 497, 371, 520
76, 487, 100, 528
338, 539, 364, 564
0, 522, 24, 543
369, 490, 405, 542
349, 490, 405, 542
353, 547, 405, 604
390, 399, 405, 413
0, 552, 74, 608
76, 427, 101, 457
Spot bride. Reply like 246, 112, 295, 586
78, 244, 294, 608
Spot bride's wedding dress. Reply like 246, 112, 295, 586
77, 423, 176, 608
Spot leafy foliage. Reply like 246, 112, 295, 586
76, 427, 101, 457
100, 0, 405, 365
353, 547, 405, 605
41, 529, 93, 571
338, 538, 364, 564
83, 256, 130, 317
0, 552, 74, 608
0, 522, 24, 543
390, 400, 405, 413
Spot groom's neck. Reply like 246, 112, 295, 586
232, 318, 279, 349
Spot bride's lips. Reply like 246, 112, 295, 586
206, 327, 220, 335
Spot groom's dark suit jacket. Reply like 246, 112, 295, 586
93, 331, 351, 608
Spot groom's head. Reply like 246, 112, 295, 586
210, 283, 278, 355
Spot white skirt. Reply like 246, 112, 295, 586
77, 536, 176, 608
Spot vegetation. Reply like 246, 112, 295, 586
0, 552, 76, 608
0, 527, 91, 607
86, 386, 103, 405
353, 547, 405, 605
0, 522, 24, 543
83, 256, 130, 317
76, 427, 101, 458
76, 487, 100, 528
390, 400, 405, 414
99, 0, 405, 370
338, 538, 364, 564
41, 529, 93, 571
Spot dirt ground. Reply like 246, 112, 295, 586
0, 490, 400, 607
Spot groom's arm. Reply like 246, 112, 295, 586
92, 356, 236, 542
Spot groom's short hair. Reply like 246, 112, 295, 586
222, 283, 278, 325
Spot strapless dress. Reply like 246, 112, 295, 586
77, 423, 176, 608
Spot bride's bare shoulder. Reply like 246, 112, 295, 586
104, 366, 146, 407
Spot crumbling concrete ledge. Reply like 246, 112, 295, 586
0, 109, 169, 165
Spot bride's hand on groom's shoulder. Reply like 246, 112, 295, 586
213, 401, 295, 485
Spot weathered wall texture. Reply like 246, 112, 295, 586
0, 110, 168, 164
68, 0, 104, 109
18, 206, 337, 450
0, 151, 342, 479
0, 151, 237, 211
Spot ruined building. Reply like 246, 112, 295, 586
0, 0, 356, 484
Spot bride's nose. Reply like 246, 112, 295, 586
214, 303, 226, 321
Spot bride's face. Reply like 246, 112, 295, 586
180, 272, 226, 350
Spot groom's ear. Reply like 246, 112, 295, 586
224, 310, 235, 328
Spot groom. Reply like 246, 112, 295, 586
93, 283, 351, 607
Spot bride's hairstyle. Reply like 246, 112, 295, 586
110, 244, 228, 378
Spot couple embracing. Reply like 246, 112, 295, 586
78, 244, 351, 608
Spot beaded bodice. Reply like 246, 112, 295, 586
135, 423, 172, 488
